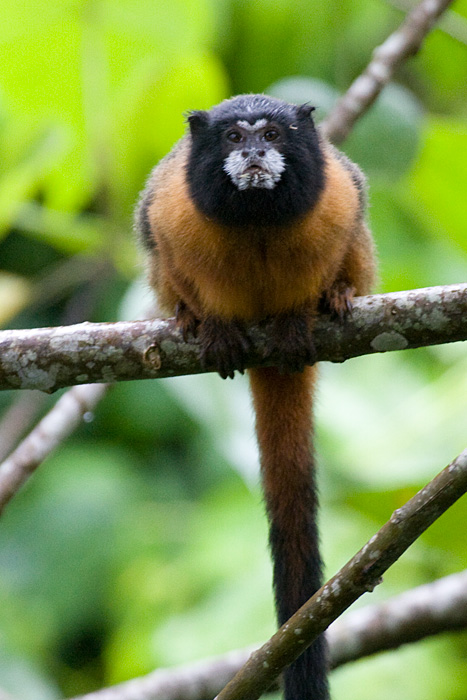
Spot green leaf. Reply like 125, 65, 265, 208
0, 127, 67, 236
0, 0, 224, 212
224, 0, 358, 93
407, 118, 467, 253
0, 443, 142, 637
343, 83, 423, 181
317, 351, 467, 490
110, 51, 228, 217
417, 25, 467, 109
13, 202, 106, 255
368, 185, 467, 292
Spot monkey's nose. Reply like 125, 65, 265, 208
242, 148, 266, 159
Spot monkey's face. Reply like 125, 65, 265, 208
186, 95, 325, 228
221, 119, 286, 191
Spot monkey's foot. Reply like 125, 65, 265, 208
320, 282, 355, 319
199, 316, 251, 379
265, 312, 317, 373
176, 301, 200, 341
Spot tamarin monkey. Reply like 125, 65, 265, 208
135, 94, 376, 700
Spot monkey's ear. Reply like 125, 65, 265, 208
187, 110, 210, 135
296, 104, 316, 120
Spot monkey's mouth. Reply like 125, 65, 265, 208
223, 150, 285, 191
239, 164, 267, 182
244, 163, 264, 174
237, 160, 271, 187
236, 164, 276, 190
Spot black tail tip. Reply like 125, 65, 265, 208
283, 636, 330, 700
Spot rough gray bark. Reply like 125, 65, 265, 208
0, 284, 465, 393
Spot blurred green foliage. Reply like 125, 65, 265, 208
0, 0, 466, 698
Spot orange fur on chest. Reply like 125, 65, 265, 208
148, 147, 360, 320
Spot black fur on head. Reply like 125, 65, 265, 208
186, 94, 325, 229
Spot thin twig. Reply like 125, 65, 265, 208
384, 0, 467, 45
0, 284, 465, 393
0, 383, 110, 515
322, 0, 456, 143
0, 391, 46, 462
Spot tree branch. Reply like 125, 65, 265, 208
0, 1, 459, 698
327, 567, 467, 667
321, 0, 456, 144
65, 531, 467, 700
67, 647, 260, 700
0, 383, 109, 515
214, 448, 467, 700
3, 283, 464, 515
0, 284, 465, 394
0, 391, 46, 462
384, 0, 467, 46
0, 0, 457, 516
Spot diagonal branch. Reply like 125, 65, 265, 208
66, 569, 467, 700
0, 383, 109, 515
327, 567, 467, 667
215, 448, 467, 700
0, 284, 465, 394
384, 0, 467, 46
321, 0, 456, 143
0, 391, 46, 462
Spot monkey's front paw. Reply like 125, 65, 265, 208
176, 301, 200, 341
265, 312, 317, 373
320, 282, 355, 319
199, 316, 251, 379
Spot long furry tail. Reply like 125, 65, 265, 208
249, 365, 329, 700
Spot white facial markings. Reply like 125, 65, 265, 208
223, 149, 285, 191
236, 118, 268, 131
223, 116, 285, 190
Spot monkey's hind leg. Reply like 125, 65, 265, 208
320, 222, 376, 317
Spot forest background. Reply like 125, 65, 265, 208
0, 1, 466, 699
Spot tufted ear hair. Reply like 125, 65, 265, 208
296, 103, 316, 120
187, 110, 210, 135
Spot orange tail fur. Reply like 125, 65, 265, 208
249, 365, 329, 700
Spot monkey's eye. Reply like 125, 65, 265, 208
264, 129, 279, 142
226, 130, 242, 143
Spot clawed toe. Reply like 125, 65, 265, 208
199, 316, 251, 379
